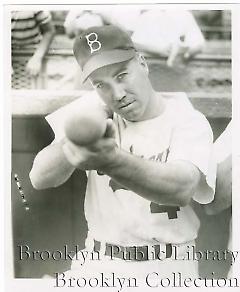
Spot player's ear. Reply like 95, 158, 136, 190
137, 53, 149, 74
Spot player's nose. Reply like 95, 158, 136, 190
111, 83, 126, 102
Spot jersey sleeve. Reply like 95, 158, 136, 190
167, 109, 216, 204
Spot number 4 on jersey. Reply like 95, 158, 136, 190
150, 202, 180, 219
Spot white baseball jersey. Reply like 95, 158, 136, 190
46, 91, 215, 246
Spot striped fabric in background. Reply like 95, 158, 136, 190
11, 11, 52, 47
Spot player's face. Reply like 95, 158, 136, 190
89, 56, 153, 122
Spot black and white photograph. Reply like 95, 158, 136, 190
3, 2, 240, 291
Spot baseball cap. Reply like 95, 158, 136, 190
73, 25, 136, 82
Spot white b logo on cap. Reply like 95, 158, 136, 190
85, 32, 101, 54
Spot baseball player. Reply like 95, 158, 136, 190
30, 25, 215, 283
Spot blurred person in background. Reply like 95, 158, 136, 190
131, 9, 205, 67
64, 10, 104, 38
11, 11, 55, 77
64, 8, 141, 38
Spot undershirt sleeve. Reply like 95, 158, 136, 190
167, 110, 216, 204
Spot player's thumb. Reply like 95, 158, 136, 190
104, 119, 116, 138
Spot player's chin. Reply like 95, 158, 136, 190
119, 111, 139, 122
118, 105, 142, 121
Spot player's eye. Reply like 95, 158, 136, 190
117, 72, 128, 81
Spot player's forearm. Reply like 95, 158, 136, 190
101, 149, 200, 206
34, 24, 55, 60
29, 141, 75, 190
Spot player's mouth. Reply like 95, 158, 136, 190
119, 101, 135, 110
